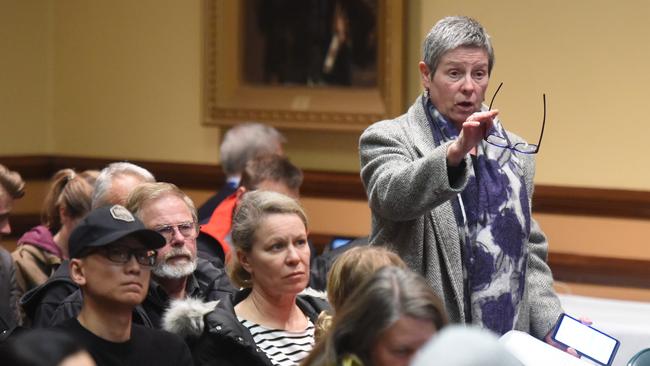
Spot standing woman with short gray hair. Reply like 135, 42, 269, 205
359, 15, 564, 341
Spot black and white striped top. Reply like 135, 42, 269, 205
239, 318, 315, 366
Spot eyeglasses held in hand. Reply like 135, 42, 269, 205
485, 82, 546, 154
97, 246, 158, 266
154, 221, 197, 243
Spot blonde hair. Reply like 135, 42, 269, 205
228, 190, 308, 288
41, 169, 96, 233
304, 267, 448, 366
327, 246, 406, 311
315, 246, 407, 341
125, 182, 198, 223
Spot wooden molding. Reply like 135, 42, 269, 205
3, 154, 650, 219
548, 252, 650, 289
4, 215, 649, 290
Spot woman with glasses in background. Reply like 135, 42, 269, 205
359, 15, 563, 343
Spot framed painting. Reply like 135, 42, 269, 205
203, 0, 405, 131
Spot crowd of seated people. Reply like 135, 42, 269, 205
0, 155, 527, 366
20, 162, 156, 328
0, 96, 573, 365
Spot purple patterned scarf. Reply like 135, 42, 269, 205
425, 96, 531, 335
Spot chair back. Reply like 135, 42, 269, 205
628, 348, 650, 366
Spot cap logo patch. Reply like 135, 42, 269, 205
110, 205, 135, 222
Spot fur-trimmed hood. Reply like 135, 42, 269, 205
162, 287, 328, 339
162, 297, 220, 338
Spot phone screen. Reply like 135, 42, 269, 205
552, 313, 620, 366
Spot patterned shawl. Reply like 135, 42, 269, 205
424, 96, 531, 335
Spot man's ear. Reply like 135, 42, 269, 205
237, 249, 252, 275
69, 259, 87, 286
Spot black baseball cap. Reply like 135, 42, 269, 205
68, 205, 166, 259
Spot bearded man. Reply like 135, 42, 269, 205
125, 182, 235, 328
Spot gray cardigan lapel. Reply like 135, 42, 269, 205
407, 96, 466, 320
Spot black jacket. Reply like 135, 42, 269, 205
143, 257, 236, 328
22, 258, 235, 329
0, 248, 20, 337
188, 289, 329, 366
20, 259, 77, 328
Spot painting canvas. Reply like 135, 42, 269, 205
242, 0, 378, 88
203, 0, 404, 131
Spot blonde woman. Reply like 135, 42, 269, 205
164, 190, 328, 366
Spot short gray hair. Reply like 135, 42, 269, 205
422, 16, 494, 75
228, 190, 307, 288
92, 162, 155, 209
219, 123, 286, 176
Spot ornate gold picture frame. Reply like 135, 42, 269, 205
203, 0, 405, 131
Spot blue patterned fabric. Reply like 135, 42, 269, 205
425, 98, 531, 335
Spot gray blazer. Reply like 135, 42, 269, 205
359, 96, 562, 339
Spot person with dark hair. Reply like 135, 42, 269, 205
0, 163, 25, 336
359, 15, 563, 340
12, 169, 97, 294
164, 191, 328, 366
56, 205, 192, 365
198, 154, 303, 264
303, 266, 447, 366
0, 328, 96, 366
21, 162, 155, 328
197, 122, 285, 222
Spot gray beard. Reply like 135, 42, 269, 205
152, 257, 198, 279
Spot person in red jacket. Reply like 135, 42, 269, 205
198, 154, 302, 265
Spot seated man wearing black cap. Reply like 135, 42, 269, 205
57, 205, 192, 365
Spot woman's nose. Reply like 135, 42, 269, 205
460, 75, 476, 93
285, 244, 300, 264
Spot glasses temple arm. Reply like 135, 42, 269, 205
488, 82, 504, 111
535, 94, 547, 151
